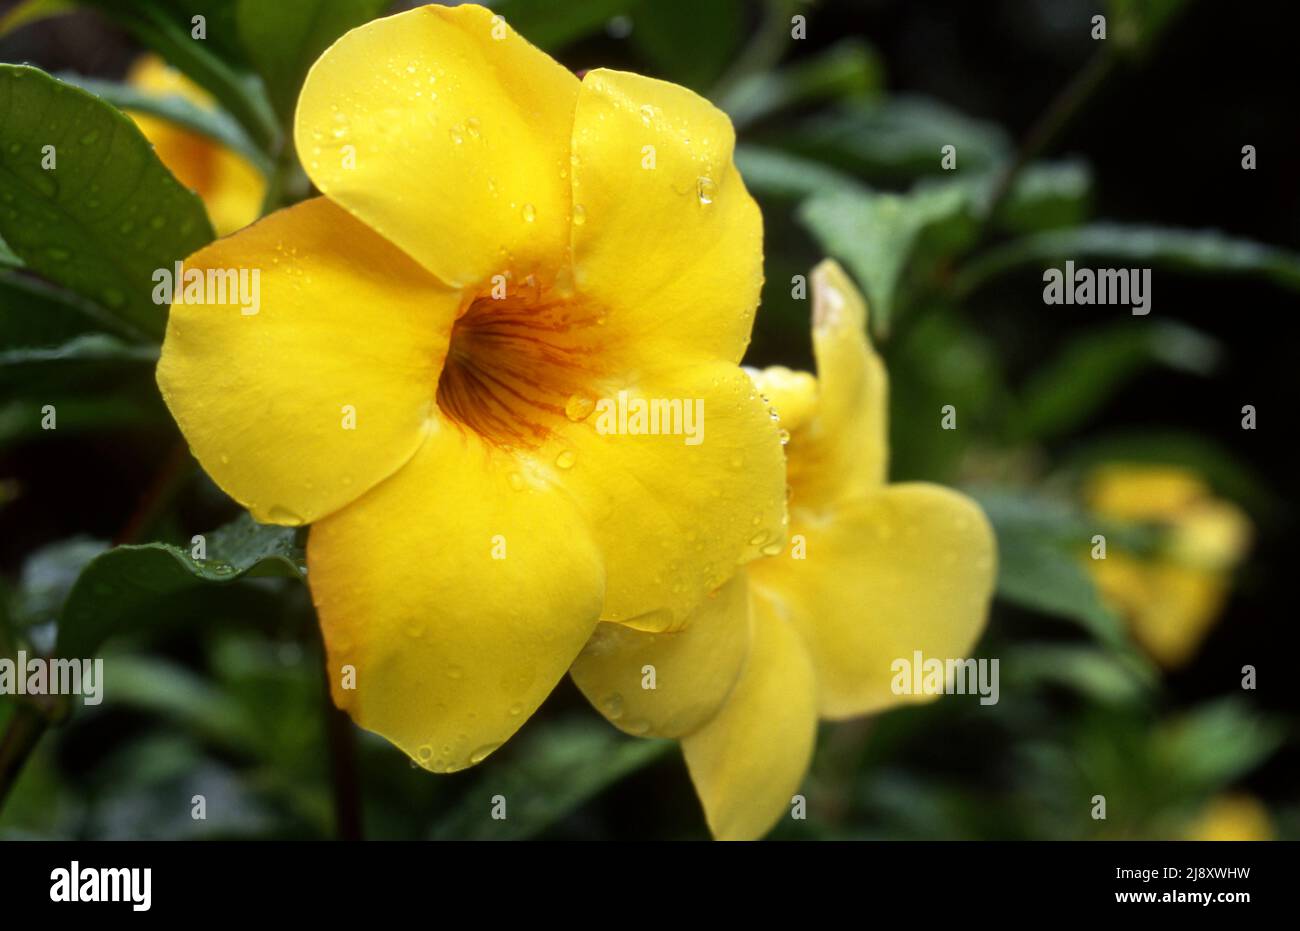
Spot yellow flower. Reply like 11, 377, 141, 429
1084, 464, 1251, 668
155, 4, 786, 772
572, 261, 998, 839
126, 55, 265, 236
1185, 794, 1274, 841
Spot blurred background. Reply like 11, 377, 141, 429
1, 0, 1296, 840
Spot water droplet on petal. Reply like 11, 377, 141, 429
601, 693, 625, 720
268, 505, 304, 526
696, 176, 715, 205
469, 742, 501, 765
555, 449, 576, 469
521, 203, 536, 223
564, 391, 596, 422
572, 203, 586, 225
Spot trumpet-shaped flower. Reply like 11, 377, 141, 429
1084, 464, 1251, 668
156, 4, 785, 772
126, 55, 265, 236
572, 260, 997, 839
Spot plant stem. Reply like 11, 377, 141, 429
114, 439, 193, 546
0, 704, 48, 813
981, 47, 1118, 230
321, 666, 363, 840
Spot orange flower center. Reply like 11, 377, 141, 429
435, 279, 605, 448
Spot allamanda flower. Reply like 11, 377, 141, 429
571, 261, 997, 839
156, 3, 787, 771
1084, 464, 1251, 668
126, 55, 265, 236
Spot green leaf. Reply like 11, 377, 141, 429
79, 0, 277, 152
971, 486, 1131, 648
630, 0, 744, 91
8, 538, 107, 635
430, 718, 671, 840
0, 65, 215, 341
235, 0, 390, 125
995, 159, 1092, 233
0, 389, 168, 447
955, 223, 1300, 298
0, 0, 74, 37
721, 38, 882, 130
762, 96, 1011, 182
0, 235, 19, 267
489, 0, 636, 51
800, 179, 978, 334
1014, 320, 1219, 441
734, 145, 861, 201
55, 513, 304, 659
0, 334, 158, 393
55, 72, 268, 173
0, 271, 127, 347
1154, 700, 1283, 796
1005, 644, 1155, 704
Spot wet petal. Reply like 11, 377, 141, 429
571, 571, 749, 739
554, 360, 787, 630
295, 3, 580, 287
570, 69, 762, 365
681, 595, 818, 841
751, 483, 996, 718
156, 197, 458, 526
308, 424, 605, 771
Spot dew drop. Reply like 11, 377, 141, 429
267, 505, 304, 526
601, 693, 625, 720
696, 176, 715, 205
555, 449, 576, 470
521, 203, 536, 223
564, 391, 596, 422
469, 743, 501, 765
572, 203, 586, 225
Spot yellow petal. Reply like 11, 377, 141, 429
761, 260, 886, 512
156, 197, 458, 526
1088, 553, 1228, 668
681, 591, 818, 841
1185, 794, 1274, 841
127, 56, 265, 236
294, 3, 579, 288
127, 54, 213, 104
571, 571, 749, 739
570, 69, 762, 365
308, 425, 605, 771
748, 365, 817, 432
556, 361, 787, 631
751, 483, 996, 718
1085, 464, 1207, 521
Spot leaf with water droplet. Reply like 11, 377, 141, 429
0, 64, 214, 341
